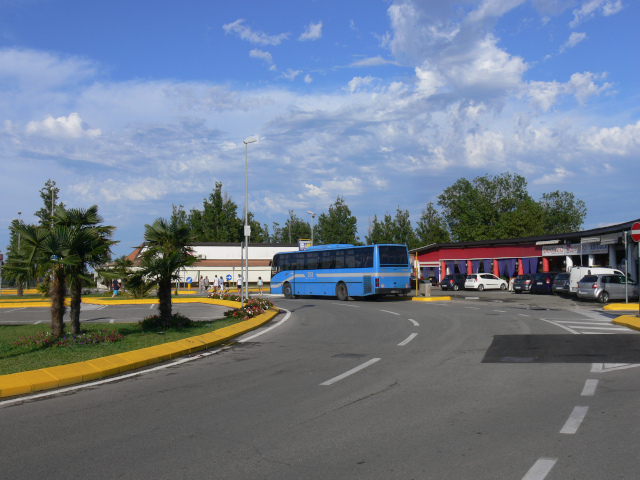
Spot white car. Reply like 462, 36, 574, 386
465, 274, 508, 291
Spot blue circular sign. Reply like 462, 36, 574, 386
186, 277, 193, 283
226, 275, 232, 281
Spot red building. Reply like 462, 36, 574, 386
410, 218, 640, 283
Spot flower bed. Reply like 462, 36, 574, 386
13, 330, 124, 349
223, 297, 274, 321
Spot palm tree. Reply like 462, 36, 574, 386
130, 218, 196, 322
53, 206, 115, 334
15, 205, 115, 337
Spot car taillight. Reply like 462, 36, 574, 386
449, 279, 454, 284
375, 278, 380, 287
546, 278, 551, 284
525, 280, 530, 284
591, 283, 598, 289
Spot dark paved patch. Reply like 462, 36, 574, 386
482, 335, 640, 363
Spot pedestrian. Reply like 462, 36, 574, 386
509, 276, 515, 292
199, 275, 204, 293
237, 274, 242, 294
257, 276, 263, 295
204, 276, 210, 293
111, 279, 120, 297
213, 275, 218, 293
218, 274, 224, 292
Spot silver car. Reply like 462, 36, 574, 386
576, 274, 639, 303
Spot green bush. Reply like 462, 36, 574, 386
139, 312, 194, 331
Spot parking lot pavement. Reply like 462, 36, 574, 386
414, 287, 620, 311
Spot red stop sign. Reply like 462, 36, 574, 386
632, 222, 640, 242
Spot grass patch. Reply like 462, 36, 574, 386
0, 316, 246, 375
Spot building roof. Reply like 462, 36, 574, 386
410, 218, 640, 255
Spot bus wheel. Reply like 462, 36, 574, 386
283, 282, 293, 299
336, 282, 349, 301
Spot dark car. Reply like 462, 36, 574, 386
552, 272, 570, 295
531, 272, 559, 294
513, 274, 533, 293
440, 274, 466, 291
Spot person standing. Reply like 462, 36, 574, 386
204, 276, 210, 293
199, 275, 204, 293
257, 276, 263, 295
219, 274, 224, 292
237, 274, 242, 294
112, 279, 120, 297
213, 275, 218, 293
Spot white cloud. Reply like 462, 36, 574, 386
579, 120, 640, 155
345, 76, 378, 93
349, 55, 399, 67
249, 49, 273, 64
304, 74, 313, 84
569, 0, 623, 27
560, 32, 587, 52
299, 21, 322, 41
526, 72, 612, 110
25, 112, 101, 138
568, 71, 612, 104
222, 19, 289, 45
281, 69, 302, 81
464, 130, 505, 167
415, 65, 444, 97
533, 167, 571, 185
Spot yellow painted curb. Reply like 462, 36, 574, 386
604, 303, 640, 311
0, 307, 280, 399
612, 314, 640, 332
412, 296, 452, 302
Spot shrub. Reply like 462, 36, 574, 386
223, 297, 274, 321
139, 312, 194, 331
13, 330, 124, 349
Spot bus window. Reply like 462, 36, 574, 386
307, 252, 319, 270
335, 250, 345, 269
345, 249, 356, 268
321, 250, 335, 269
379, 246, 409, 266
362, 247, 374, 268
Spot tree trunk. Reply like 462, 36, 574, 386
157, 278, 173, 323
17, 281, 24, 297
50, 267, 66, 338
70, 275, 82, 334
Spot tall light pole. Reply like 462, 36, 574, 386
307, 211, 316, 245
17, 211, 21, 250
243, 136, 257, 305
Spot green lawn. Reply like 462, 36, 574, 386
0, 317, 244, 375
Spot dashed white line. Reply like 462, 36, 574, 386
34, 321, 43, 325
518, 314, 530, 317
380, 310, 400, 316
408, 318, 419, 327
149, 304, 155, 309
320, 358, 381, 386
581, 379, 598, 396
398, 333, 417, 346
560, 406, 589, 434
465, 306, 480, 310
494, 310, 506, 313
1, 308, 26, 314
332, 303, 359, 307
522, 458, 557, 480
109, 319, 115, 324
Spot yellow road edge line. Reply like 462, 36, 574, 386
0, 307, 279, 399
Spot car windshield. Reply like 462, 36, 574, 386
555, 273, 569, 281
580, 275, 598, 283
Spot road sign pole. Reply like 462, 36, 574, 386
631, 222, 640, 318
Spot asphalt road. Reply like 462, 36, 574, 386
1, 294, 640, 479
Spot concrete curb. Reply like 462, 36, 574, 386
0, 307, 280, 400
411, 296, 451, 302
603, 303, 640, 311
0, 297, 243, 308
612, 314, 640, 332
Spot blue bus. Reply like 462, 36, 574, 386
270, 244, 411, 300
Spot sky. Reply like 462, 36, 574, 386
1, 0, 639, 259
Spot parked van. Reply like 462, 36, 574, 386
566, 266, 624, 295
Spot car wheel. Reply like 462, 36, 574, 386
478, 284, 484, 292
500, 283, 507, 291
336, 282, 349, 301
598, 291, 610, 304
283, 282, 293, 299
453, 284, 459, 291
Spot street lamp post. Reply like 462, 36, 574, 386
242, 137, 257, 305
17, 211, 21, 251
307, 211, 316, 245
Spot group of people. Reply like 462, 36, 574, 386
200, 275, 227, 294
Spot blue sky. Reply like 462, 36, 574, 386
1, 0, 638, 258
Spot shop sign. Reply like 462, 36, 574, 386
542, 243, 609, 256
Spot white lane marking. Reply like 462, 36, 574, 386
332, 303, 359, 308
539, 318, 579, 334
465, 306, 480, 310
0, 309, 292, 407
592, 363, 640, 372
149, 304, 155, 309
320, 358, 381, 386
564, 326, 628, 331
1, 308, 26, 314
560, 406, 589, 434
380, 310, 400, 316
408, 318, 419, 327
518, 314, 530, 317
237, 309, 291, 343
581, 379, 598, 397
521, 458, 557, 480
109, 319, 114, 324
494, 310, 506, 313
398, 333, 417, 346
34, 321, 43, 325
96, 305, 107, 311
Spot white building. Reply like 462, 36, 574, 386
125, 242, 299, 287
